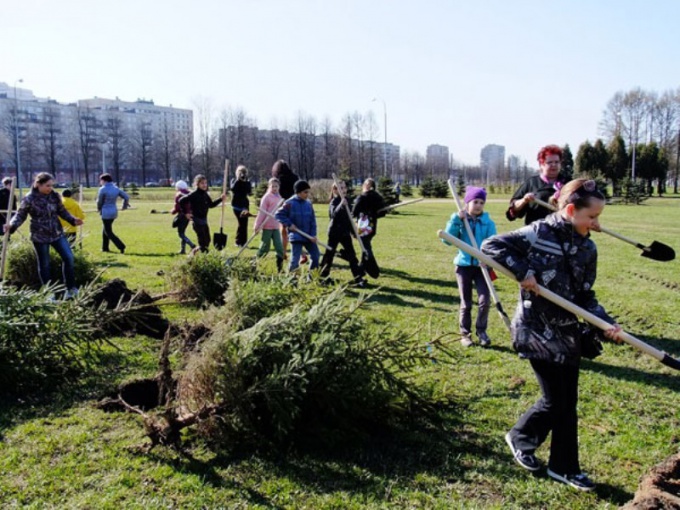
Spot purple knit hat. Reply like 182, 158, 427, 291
464, 186, 487, 203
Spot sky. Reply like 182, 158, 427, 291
2, 0, 680, 166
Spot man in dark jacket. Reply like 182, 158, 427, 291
0, 177, 17, 225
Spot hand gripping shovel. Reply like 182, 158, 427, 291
256, 205, 333, 251
213, 160, 229, 251
438, 229, 680, 371
0, 177, 16, 281
448, 179, 512, 332
533, 197, 675, 262
331, 173, 380, 278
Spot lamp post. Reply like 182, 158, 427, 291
13, 79, 23, 188
371, 97, 388, 177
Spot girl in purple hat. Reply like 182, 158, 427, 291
442, 186, 497, 347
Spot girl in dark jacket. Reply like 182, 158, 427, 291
230, 165, 252, 247
179, 174, 226, 253
271, 160, 299, 258
481, 178, 621, 492
320, 180, 366, 287
6, 172, 83, 298
352, 178, 386, 263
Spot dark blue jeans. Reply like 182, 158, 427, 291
33, 235, 76, 290
290, 241, 320, 272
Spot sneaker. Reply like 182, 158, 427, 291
355, 278, 368, 289
505, 433, 541, 472
300, 254, 308, 265
478, 332, 491, 347
547, 469, 596, 492
65, 288, 79, 300
460, 335, 474, 347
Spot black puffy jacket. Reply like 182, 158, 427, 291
481, 213, 614, 365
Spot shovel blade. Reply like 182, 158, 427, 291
213, 231, 227, 251
641, 241, 675, 262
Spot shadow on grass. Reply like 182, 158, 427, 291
581, 341, 680, 392
0, 346, 132, 440
380, 267, 455, 289
365, 285, 452, 311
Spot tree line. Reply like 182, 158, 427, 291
575, 86, 680, 195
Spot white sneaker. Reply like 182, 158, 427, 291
460, 335, 474, 347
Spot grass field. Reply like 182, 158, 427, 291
1, 188, 679, 509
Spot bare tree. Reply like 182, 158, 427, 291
105, 114, 127, 186
195, 97, 217, 183
39, 105, 62, 176
155, 116, 177, 184
132, 121, 154, 186
77, 106, 100, 187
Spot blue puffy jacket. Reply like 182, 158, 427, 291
97, 182, 129, 220
442, 211, 496, 267
275, 195, 316, 243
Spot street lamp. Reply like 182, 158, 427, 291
371, 97, 388, 177
13, 79, 23, 188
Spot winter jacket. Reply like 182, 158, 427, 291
230, 178, 252, 209
275, 195, 316, 242
276, 171, 299, 200
9, 190, 77, 243
442, 211, 496, 267
178, 188, 222, 226
506, 173, 569, 225
481, 213, 614, 365
59, 196, 85, 234
97, 182, 129, 220
327, 195, 354, 237
172, 189, 190, 215
352, 190, 386, 237
0, 188, 17, 215
254, 192, 282, 231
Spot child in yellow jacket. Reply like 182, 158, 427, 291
60, 189, 85, 245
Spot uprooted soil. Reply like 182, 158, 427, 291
91, 278, 169, 339
621, 453, 680, 509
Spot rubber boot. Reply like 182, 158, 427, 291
276, 256, 284, 273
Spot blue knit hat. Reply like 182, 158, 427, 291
464, 186, 487, 203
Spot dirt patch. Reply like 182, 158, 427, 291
621, 453, 680, 509
91, 278, 169, 339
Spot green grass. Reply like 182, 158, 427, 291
1, 191, 679, 508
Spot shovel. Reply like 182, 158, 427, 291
377, 197, 424, 214
213, 160, 229, 251
533, 197, 675, 262
331, 173, 380, 278
438, 229, 680, 371
0, 177, 16, 281
448, 179, 511, 332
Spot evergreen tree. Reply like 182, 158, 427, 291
561, 144, 574, 179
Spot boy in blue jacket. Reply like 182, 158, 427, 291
275, 180, 320, 273
443, 187, 497, 347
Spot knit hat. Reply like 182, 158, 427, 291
294, 180, 310, 194
464, 186, 487, 203
175, 180, 188, 191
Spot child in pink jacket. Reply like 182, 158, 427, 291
254, 178, 285, 271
